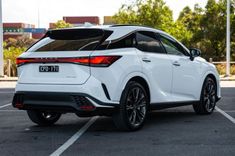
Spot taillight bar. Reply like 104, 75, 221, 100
16, 56, 121, 67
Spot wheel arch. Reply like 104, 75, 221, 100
206, 73, 218, 98
127, 76, 151, 102
207, 74, 217, 85
201, 71, 220, 100
118, 72, 151, 103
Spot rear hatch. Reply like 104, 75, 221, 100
17, 28, 112, 85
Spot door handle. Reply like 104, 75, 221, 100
142, 58, 151, 63
173, 61, 180, 66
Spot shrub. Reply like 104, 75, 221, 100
216, 64, 235, 75
3, 37, 36, 77
231, 65, 235, 75
4, 46, 26, 76
4, 36, 36, 49
216, 64, 226, 75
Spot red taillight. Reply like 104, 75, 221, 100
16, 56, 121, 67
79, 105, 95, 111
16, 58, 34, 66
90, 56, 121, 66
15, 103, 24, 109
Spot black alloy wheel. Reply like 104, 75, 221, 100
113, 81, 149, 131
193, 77, 217, 114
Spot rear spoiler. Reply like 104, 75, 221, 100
26, 28, 113, 52
45, 28, 113, 40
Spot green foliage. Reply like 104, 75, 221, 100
4, 46, 26, 64
176, 0, 235, 61
216, 64, 235, 75
4, 46, 26, 76
231, 64, 235, 75
3, 41, 7, 48
54, 20, 72, 29
113, 0, 174, 32
167, 21, 193, 47
113, 0, 235, 62
4, 36, 36, 49
3, 36, 36, 76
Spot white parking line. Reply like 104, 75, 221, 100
0, 110, 22, 112
50, 116, 99, 156
215, 106, 235, 124
0, 103, 11, 109
218, 110, 235, 113
0, 92, 14, 94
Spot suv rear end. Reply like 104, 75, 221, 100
13, 28, 124, 117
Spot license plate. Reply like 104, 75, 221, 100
39, 65, 59, 72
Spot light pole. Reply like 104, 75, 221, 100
226, 0, 231, 77
0, 0, 3, 77
37, 2, 40, 28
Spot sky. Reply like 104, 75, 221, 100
2, 0, 208, 28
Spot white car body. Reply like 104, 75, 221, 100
12, 25, 221, 129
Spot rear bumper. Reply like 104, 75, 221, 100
12, 91, 119, 116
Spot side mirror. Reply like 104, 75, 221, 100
189, 48, 201, 61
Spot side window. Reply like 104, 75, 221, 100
106, 33, 135, 49
136, 31, 165, 54
160, 34, 188, 56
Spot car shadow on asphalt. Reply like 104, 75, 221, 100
25, 115, 91, 134
87, 109, 203, 133
20, 110, 197, 134
24, 106, 215, 134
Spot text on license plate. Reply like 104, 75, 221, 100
39, 66, 59, 72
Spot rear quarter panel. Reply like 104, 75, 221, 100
90, 48, 143, 102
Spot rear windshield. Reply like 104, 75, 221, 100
27, 29, 112, 52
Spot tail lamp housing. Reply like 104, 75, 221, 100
16, 56, 122, 67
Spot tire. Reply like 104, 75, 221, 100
193, 77, 217, 115
27, 110, 61, 126
113, 81, 149, 131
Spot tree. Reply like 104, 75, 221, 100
4, 36, 36, 49
200, 0, 227, 60
178, 6, 192, 21
3, 36, 36, 76
113, 0, 235, 61
4, 46, 26, 76
177, 4, 204, 48
3, 41, 7, 49
177, 0, 235, 61
113, 0, 174, 32
168, 21, 193, 47
230, 0, 235, 60
113, 0, 195, 47
54, 20, 72, 29
196, 0, 235, 61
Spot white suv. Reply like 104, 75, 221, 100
13, 25, 221, 131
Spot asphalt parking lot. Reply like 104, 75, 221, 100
0, 82, 234, 156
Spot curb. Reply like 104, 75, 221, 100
0, 80, 18, 82
0, 77, 18, 82
220, 76, 235, 81
220, 79, 235, 81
